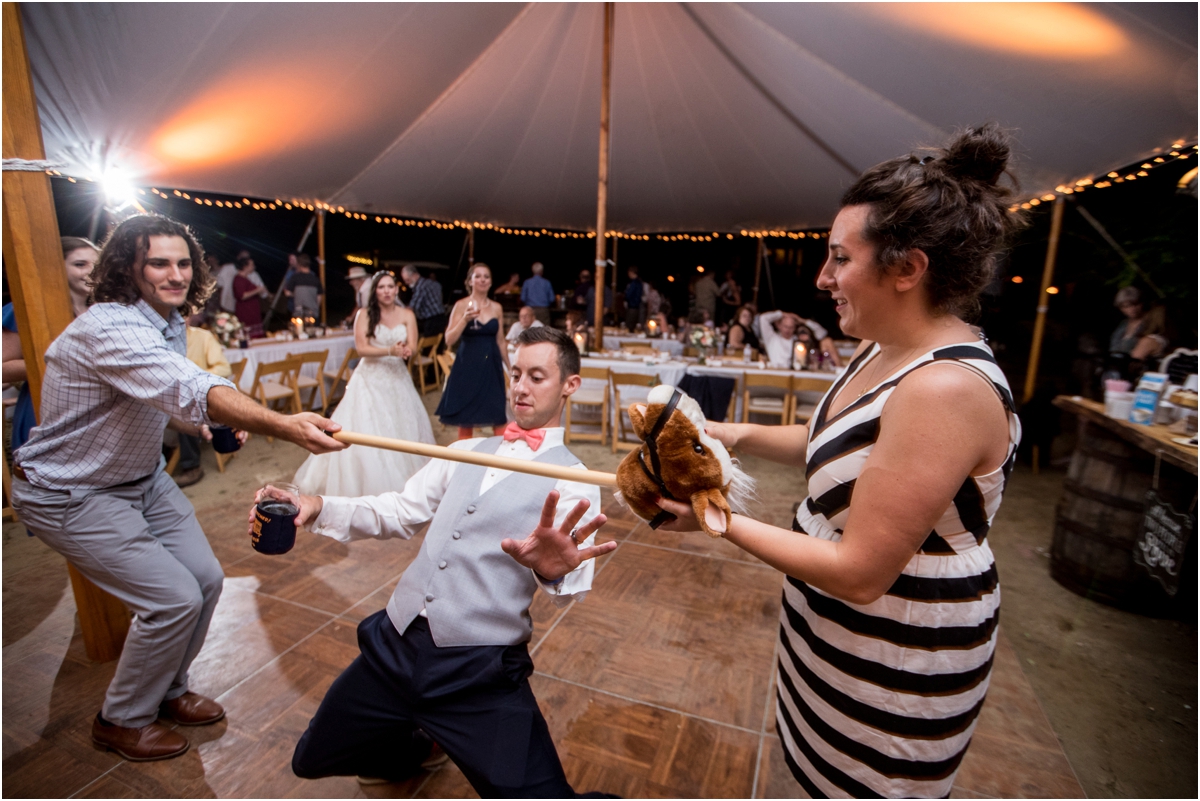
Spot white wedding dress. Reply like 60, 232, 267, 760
293, 322, 435, 497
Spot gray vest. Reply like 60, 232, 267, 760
386, 437, 580, 647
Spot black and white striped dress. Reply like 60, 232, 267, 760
777, 340, 1021, 799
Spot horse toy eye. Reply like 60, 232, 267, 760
693, 443, 704, 454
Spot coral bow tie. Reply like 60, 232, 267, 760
502, 423, 545, 451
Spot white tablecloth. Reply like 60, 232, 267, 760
225, 332, 357, 396
601, 335, 684, 358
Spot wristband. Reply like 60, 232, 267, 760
534, 570, 564, 586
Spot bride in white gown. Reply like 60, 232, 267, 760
293, 271, 435, 497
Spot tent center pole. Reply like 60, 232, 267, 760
1023, 196, 1065, 406
592, 1, 614, 351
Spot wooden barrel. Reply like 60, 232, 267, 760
1051, 419, 1193, 616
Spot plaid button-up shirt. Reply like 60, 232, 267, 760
16, 299, 235, 491
409, 276, 445, 321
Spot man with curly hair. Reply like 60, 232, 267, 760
11, 214, 348, 763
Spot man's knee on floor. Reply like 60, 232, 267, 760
291, 731, 325, 779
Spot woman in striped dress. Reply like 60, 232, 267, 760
657, 125, 1024, 798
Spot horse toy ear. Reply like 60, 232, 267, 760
613, 385, 755, 538
629, 403, 649, 440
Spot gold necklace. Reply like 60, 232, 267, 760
855, 345, 923, 398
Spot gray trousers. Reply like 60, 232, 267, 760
12, 470, 224, 727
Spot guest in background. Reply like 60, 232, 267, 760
437, 263, 509, 439
717, 270, 742, 327
233, 255, 267, 339
725, 305, 761, 354
172, 315, 234, 488
215, 251, 243, 314
623, 266, 644, 332
757, 310, 839, 368
285, 254, 323, 320
507, 305, 544, 343
1110, 286, 1147, 356
521, 261, 555, 324
584, 281, 613, 328
693, 270, 720, 322
2, 236, 100, 452
495, 272, 522, 295
570, 270, 592, 312
345, 266, 372, 324
1129, 305, 1171, 369
402, 264, 447, 340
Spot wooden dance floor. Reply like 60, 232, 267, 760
3, 448, 1084, 798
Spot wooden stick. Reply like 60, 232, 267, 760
331, 431, 618, 487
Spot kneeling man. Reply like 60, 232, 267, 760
263, 326, 615, 796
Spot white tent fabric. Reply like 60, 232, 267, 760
23, 2, 1197, 232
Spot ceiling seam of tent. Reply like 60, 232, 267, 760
325, 2, 537, 205
1105, 4, 1197, 53
483, 5, 584, 214
678, 2, 859, 177
729, 4, 946, 146
627, 8, 682, 223
553, 7, 599, 218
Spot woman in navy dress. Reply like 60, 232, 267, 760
436, 263, 510, 439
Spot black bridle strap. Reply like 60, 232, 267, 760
636, 388, 683, 529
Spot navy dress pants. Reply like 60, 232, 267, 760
292, 611, 576, 798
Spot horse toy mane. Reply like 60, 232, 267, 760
614, 385, 755, 537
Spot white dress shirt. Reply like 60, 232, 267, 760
757, 310, 828, 368
505, 318, 544, 342
311, 428, 602, 605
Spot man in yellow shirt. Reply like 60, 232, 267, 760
174, 322, 233, 486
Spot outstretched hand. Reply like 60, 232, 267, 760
501, 491, 615, 582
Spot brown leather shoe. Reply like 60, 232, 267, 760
92, 714, 189, 762
161, 692, 225, 726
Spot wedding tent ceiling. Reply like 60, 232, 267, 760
22, 2, 1197, 232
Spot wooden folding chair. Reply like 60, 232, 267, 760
323, 347, 358, 414
436, 351, 455, 391
246, 357, 303, 440
791, 377, 834, 425
410, 334, 443, 395
2, 456, 15, 522
229, 358, 248, 390
565, 366, 609, 446
742, 372, 793, 424
610, 371, 660, 452
288, 349, 330, 411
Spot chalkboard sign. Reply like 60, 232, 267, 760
1133, 490, 1194, 596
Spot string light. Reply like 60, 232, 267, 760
1014, 138, 1196, 207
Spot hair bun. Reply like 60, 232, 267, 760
941, 123, 1011, 186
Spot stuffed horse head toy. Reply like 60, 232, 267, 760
614, 385, 755, 537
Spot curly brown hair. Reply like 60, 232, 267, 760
840, 123, 1028, 320
365, 270, 399, 335
90, 214, 214, 315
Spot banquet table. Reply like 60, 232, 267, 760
224, 331, 357, 398
601, 335, 684, 358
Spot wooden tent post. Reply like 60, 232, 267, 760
1023, 197, 1065, 474
3, 2, 129, 662
752, 236, 764, 306
469, 226, 475, 266
592, 1, 614, 351
317, 209, 327, 325
1023, 197, 1065, 405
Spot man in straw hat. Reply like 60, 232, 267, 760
259, 326, 616, 796
346, 265, 372, 311
11, 214, 346, 763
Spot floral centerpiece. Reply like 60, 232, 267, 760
212, 312, 244, 347
689, 326, 716, 364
